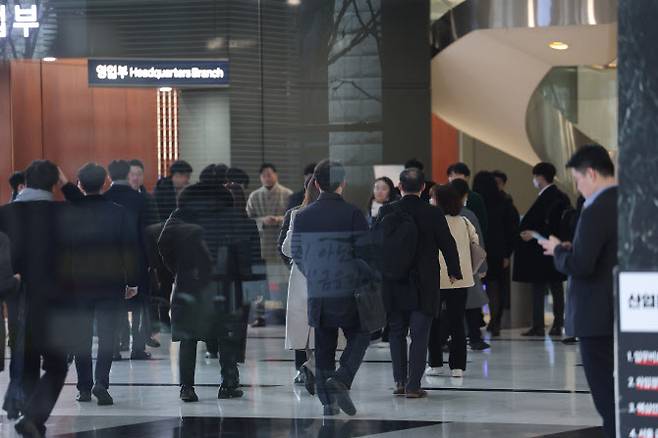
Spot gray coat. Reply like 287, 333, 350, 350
461, 208, 489, 310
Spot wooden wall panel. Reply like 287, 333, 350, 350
124, 89, 158, 190
431, 114, 460, 184
10, 60, 43, 172
41, 59, 94, 182
0, 62, 12, 202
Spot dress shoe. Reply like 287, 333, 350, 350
218, 384, 244, 399
15, 417, 46, 438
92, 386, 114, 406
549, 325, 563, 337
130, 351, 152, 360
146, 338, 161, 348
451, 369, 464, 378
521, 327, 545, 337
4, 399, 22, 420
405, 389, 428, 399
323, 405, 340, 416
205, 352, 218, 360
392, 384, 405, 396
470, 340, 491, 351
325, 378, 356, 416
293, 370, 305, 385
300, 365, 316, 396
180, 385, 199, 402
250, 317, 266, 328
562, 337, 578, 345
76, 390, 92, 402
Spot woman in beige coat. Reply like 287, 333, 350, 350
426, 184, 478, 378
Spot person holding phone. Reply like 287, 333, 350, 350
514, 162, 572, 337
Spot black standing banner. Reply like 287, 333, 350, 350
88, 59, 230, 88
616, 271, 658, 438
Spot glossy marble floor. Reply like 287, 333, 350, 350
0, 327, 604, 437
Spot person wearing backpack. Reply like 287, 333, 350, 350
374, 168, 462, 399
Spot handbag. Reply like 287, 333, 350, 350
353, 258, 386, 333
464, 218, 487, 273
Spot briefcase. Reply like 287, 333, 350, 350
354, 281, 386, 333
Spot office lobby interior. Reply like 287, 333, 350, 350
0, 0, 656, 437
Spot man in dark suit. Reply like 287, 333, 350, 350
375, 168, 461, 398
447, 162, 488, 240
63, 163, 139, 406
0, 160, 75, 437
154, 160, 193, 222
291, 160, 371, 417
540, 145, 617, 438
515, 162, 572, 337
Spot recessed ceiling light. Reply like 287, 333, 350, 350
43, 57, 57, 62
159, 87, 173, 92
549, 41, 569, 51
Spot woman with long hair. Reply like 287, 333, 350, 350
426, 184, 478, 378
472, 171, 518, 336
366, 177, 397, 225
281, 178, 321, 395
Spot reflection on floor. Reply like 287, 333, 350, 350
0, 327, 603, 437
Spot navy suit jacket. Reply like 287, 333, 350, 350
554, 187, 617, 338
291, 192, 370, 328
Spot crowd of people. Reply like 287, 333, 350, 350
0, 145, 617, 437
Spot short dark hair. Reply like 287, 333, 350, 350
491, 170, 507, 184
566, 144, 615, 177
447, 162, 471, 178
129, 159, 144, 170
199, 164, 218, 185
260, 163, 277, 174
314, 159, 345, 192
450, 178, 470, 199
169, 160, 193, 176
399, 168, 425, 193
404, 159, 424, 171
430, 184, 462, 216
532, 162, 557, 183
9, 171, 25, 191
227, 167, 250, 189
303, 163, 317, 176
108, 160, 130, 181
25, 160, 58, 191
78, 162, 107, 194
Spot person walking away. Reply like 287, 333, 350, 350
374, 169, 461, 398
426, 185, 476, 378
291, 160, 372, 416
539, 145, 617, 438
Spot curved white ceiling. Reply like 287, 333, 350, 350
431, 23, 617, 165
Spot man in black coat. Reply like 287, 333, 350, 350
0, 160, 75, 437
375, 168, 461, 398
62, 163, 140, 406
540, 145, 617, 438
514, 162, 571, 337
291, 160, 371, 417
154, 160, 193, 222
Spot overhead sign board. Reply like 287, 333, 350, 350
88, 59, 230, 88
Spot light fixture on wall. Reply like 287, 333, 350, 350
159, 86, 173, 92
287, 0, 301, 5
42, 57, 57, 62
549, 41, 569, 51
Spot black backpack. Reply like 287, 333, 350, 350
374, 205, 419, 281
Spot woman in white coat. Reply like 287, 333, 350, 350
282, 178, 320, 395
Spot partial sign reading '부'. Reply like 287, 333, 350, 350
0, 4, 40, 39
88, 59, 230, 88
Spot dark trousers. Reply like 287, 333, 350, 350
579, 337, 615, 438
74, 299, 119, 391
179, 340, 240, 388
22, 348, 69, 428
465, 308, 483, 343
531, 282, 564, 329
295, 350, 307, 370
314, 325, 369, 407
428, 288, 468, 370
116, 296, 149, 354
388, 310, 432, 391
